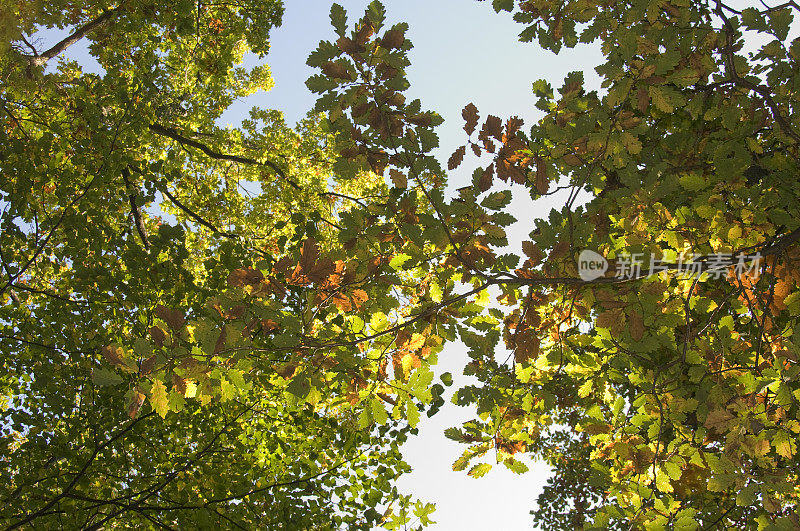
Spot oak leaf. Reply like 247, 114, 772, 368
462, 103, 479, 135
448, 145, 466, 170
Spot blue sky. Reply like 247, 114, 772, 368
232, 2, 602, 529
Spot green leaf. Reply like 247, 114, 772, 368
287, 375, 311, 399
330, 3, 348, 36
92, 367, 123, 387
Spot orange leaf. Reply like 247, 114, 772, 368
352, 288, 369, 310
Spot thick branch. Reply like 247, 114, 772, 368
24, 9, 116, 67
148, 124, 301, 189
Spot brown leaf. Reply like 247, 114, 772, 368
275, 361, 298, 379
377, 392, 397, 405
704, 409, 735, 433
462, 103, 479, 135
128, 388, 145, 419
321, 61, 352, 80
149, 326, 167, 347
549, 240, 569, 260
482, 115, 503, 141
171, 374, 187, 396
227, 267, 264, 287
535, 156, 549, 194
506, 116, 525, 138
521, 241, 544, 265
337, 36, 364, 54
390, 169, 407, 188
299, 237, 320, 274
139, 355, 157, 376
381, 29, 405, 49
478, 164, 494, 192
636, 87, 649, 113
102, 345, 127, 369
514, 328, 540, 363
497, 439, 526, 455
408, 113, 433, 127
596, 308, 625, 332
155, 305, 185, 331
470, 143, 482, 156
214, 327, 227, 354
448, 145, 466, 170
629, 310, 645, 341
354, 20, 374, 45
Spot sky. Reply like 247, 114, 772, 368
33, 0, 607, 528
230, 2, 602, 529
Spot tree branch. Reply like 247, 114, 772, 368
121, 167, 150, 251
23, 9, 117, 68
159, 187, 238, 239
148, 124, 301, 189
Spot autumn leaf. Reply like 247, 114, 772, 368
462, 103, 479, 135
636, 86, 649, 112
150, 379, 169, 418
448, 145, 466, 170
481, 115, 503, 141
390, 168, 407, 188
628, 309, 645, 341
155, 305, 185, 331
127, 388, 145, 419
535, 156, 548, 194
227, 267, 264, 287
704, 409, 735, 433
321, 61, 352, 80
381, 28, 405, 49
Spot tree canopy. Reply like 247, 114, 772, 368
1, 0, 800, 529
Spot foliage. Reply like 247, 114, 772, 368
2, 0, 800, 529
